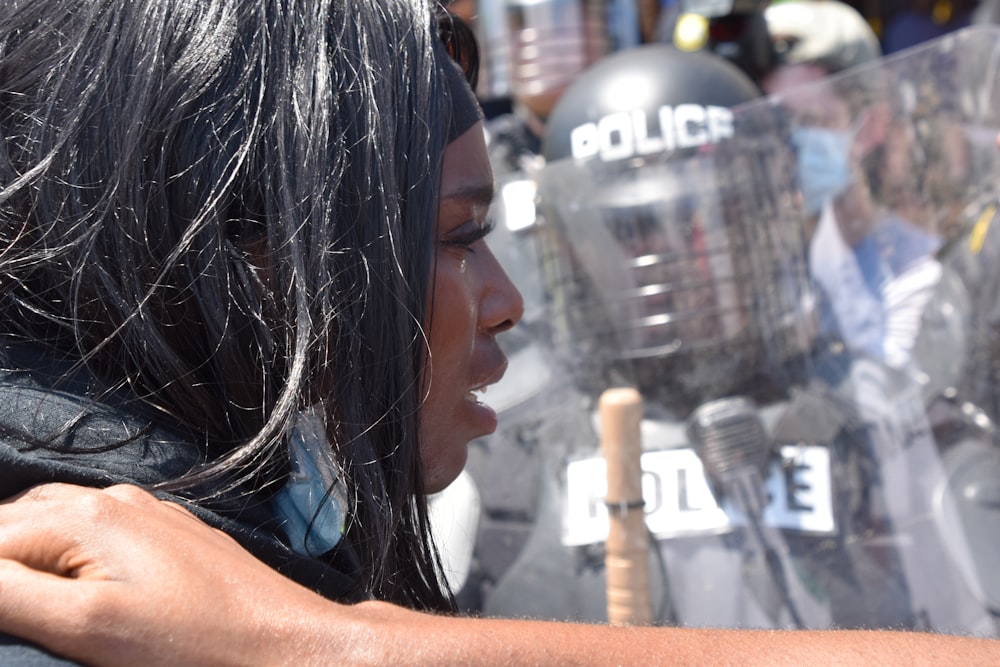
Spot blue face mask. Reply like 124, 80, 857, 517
793, 127, 853, 216
272, 406, 348, 557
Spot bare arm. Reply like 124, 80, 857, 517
346, 602, 998, 667
0, 484, 994, 667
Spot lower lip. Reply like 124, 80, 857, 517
466, 396, 499, 434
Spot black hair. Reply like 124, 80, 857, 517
0, 0, 479, 610
436, 4, 480, 92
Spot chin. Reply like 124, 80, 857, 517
423, 451, 469, 495
425, 475, 456, 495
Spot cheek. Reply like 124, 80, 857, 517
418, 360, 472, 493
426, 258, 476, 366
418, 258, 479, 492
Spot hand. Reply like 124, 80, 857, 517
0, 483, 351, 667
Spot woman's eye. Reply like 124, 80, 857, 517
442, 219, 495, 253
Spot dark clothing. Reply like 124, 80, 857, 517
0, 340, 360, 664
883, 9, 972, 55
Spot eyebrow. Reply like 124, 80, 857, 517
441, 182, 495, 207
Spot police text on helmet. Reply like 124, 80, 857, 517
569, 105, 735, 162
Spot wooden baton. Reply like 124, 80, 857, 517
599, 387, 653, 626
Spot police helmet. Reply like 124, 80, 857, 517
543, 45, 760, 163
535, 44, 813, 412
764, 0, 880, 76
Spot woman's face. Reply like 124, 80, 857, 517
420, 121, 524, 493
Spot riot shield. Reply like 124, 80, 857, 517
455, 26, 1000, 635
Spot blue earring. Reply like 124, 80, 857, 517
272, 405, 347, 557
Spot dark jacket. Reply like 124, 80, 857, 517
0, 340, 359, 664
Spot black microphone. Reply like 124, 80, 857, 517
688, 396, 829, 628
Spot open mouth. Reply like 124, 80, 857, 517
466, 390, 486, 406
466, 362, 507, 406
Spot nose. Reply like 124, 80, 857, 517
480, 245, 524, 336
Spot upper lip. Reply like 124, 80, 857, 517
470, 358, 508, 392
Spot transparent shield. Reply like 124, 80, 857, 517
457, 26, 1000, 635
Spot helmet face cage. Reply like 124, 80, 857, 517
535, 127, 813, 412
531, 43, 817, 413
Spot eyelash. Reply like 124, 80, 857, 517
442, 219, 496, 253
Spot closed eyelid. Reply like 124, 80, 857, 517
438, 184, 496, 237
441, 218, 495, 248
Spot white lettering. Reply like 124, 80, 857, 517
632, 109, 665, 155
568, 105, 738, 162
563, 445, 834, 546
569, 122, 599, 159
674, 104, 709, 148
707, 106, 735, 141
597, 111, 633, 162
658, 106, 676, 152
